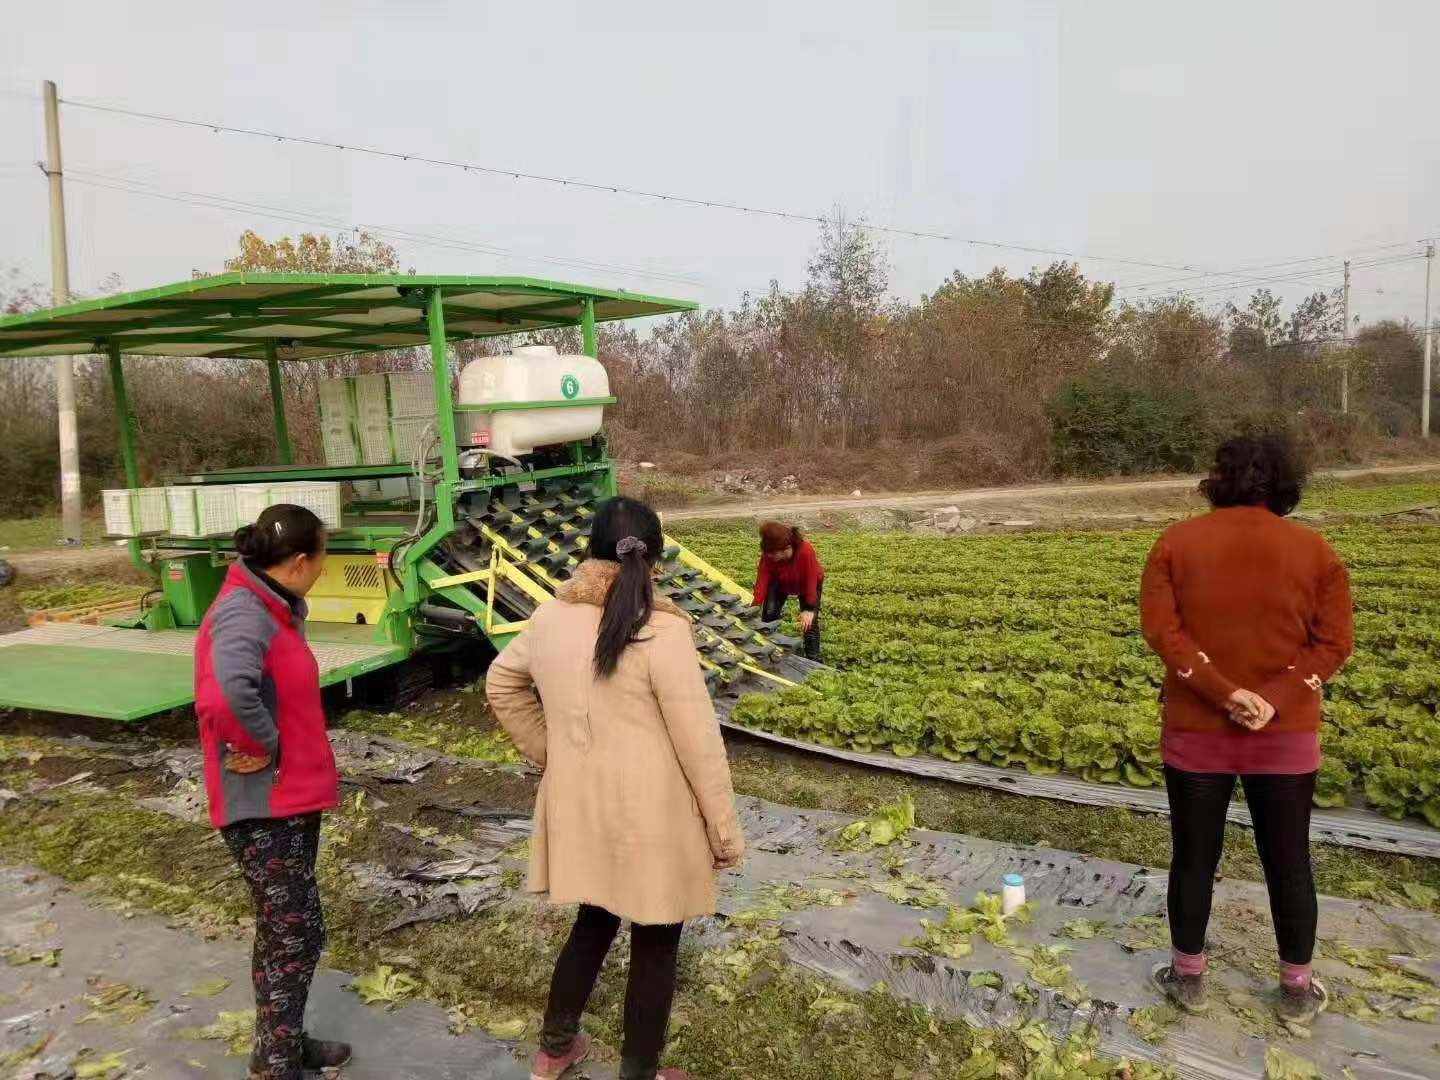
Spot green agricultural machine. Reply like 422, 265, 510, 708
0, 274, 814, 721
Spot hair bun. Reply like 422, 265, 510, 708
233, 523, 256, 557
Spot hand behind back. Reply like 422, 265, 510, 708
1226, 689, 1275, 731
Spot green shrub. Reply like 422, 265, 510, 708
1047, 366, 1215, 476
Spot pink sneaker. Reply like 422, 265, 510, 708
657, 1071, 690, 1079
529, 1033, 592, 1079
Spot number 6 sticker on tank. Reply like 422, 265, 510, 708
561, 373, 579, 400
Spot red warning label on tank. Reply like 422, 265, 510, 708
471, 430, 491, 447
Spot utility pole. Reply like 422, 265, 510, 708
1425, 242, 1435, 440
1341, 259, 1351, 414
42, 80, 83, 545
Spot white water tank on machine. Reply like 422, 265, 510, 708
456, 345, 610, 457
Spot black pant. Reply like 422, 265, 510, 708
762, 578, 822, 661
540, 904, 684, 1080
221, 813, 325, 1080
1164, 766, 1317, 965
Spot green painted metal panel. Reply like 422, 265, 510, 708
581, 296, 597, 358
429, 289, 461, 489
317, 650, 408, 686
0, 644, 195, 721
106, 344, 147, 575
265, 340, 292, 464
0, 273, 698, 360
160, 555, 227, 626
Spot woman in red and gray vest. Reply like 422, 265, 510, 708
753, 521, 825, 661
194, 504, 350, 1080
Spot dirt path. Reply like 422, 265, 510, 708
664, 460, 1440, 522
2, 544, 131, 576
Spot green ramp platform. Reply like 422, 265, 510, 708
0, 623, 402, 721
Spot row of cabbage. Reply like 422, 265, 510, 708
674, 522, 1440, 821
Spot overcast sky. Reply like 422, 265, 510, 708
3, 0, 1437, 327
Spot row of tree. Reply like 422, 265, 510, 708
0, 224, 1433, 516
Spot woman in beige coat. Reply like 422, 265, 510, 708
486, 496, 744, 1080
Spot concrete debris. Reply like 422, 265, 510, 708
914, 507, 979, 534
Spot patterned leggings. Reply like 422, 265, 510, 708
222, 813, 325, 1080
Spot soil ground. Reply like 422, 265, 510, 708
0, 864, 527, 1079
3, 716, 1439, 1078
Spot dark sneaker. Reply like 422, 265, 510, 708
1151, 962, 1209, 1014
249, 1035, 352, 1078
530, 1032, 592, 1079
1276, 978, 1329, 1026
302, 1034, 352, 1070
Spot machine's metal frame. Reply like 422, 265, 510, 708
0, 274, 699, 701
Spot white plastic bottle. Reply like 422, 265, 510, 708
1002, 873, 1026, 916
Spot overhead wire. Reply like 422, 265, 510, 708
1122, 254, 1424, 304
63, 170, 707, 287
49, 171, 1431, 347
52, 170, 1436, 351
60, 94, 1440, 302
3, 91, 1421, 329
1113, 242, 1423, 294
60, 94, 1276, 275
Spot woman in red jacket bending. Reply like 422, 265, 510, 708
195, 504, 350, 1080
753, 521, 825, 661
1140, 435, 1353, 1027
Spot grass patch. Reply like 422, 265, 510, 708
336, 695, 522, 765
0, 513, 104, 551
1303, 477, 1440, 514
619, 468, 712, 510
16, 580, 148, 611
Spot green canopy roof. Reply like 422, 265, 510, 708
0, 273, 697, 361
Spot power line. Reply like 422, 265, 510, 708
1117, 254, 1423, 304
56, 172, 1424, 345
62, 94, 1257, 275
33, 170, 1432, 349
1113, 242, 1421, 294
63, 94, 1439, 300
65, 170, 707, 287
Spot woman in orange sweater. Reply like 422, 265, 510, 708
1140, 434, 1353, 1025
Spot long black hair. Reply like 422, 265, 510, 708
234, 504, 327, 569
588, 496, 664, 678
1199, 433, 1307, 517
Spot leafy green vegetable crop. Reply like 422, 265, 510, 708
675, 522, 1440, 821
18, 581, 147, 611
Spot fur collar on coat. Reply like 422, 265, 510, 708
554, 558, 684, 619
